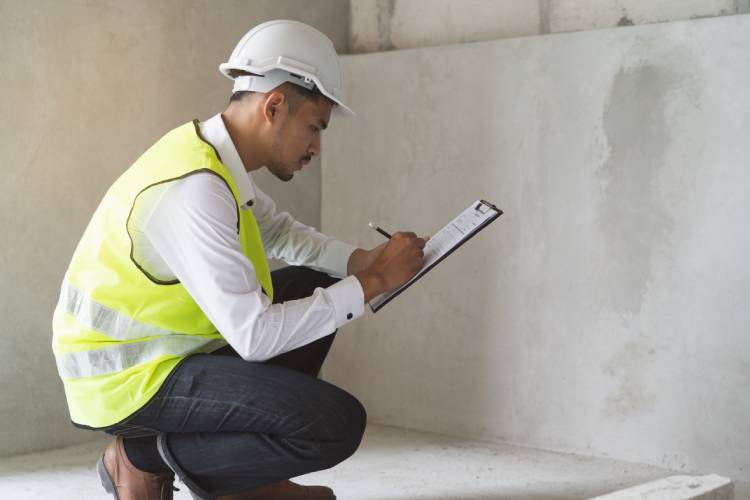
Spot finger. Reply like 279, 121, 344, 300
415, 237, 427, 249
399, 231, 417, 239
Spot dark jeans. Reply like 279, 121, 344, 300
103, 266, 367, 499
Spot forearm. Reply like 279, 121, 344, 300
347, 241, 387, 276
347, 248, 369, 276
353, 269, 388, 302
348, 248, 385, 302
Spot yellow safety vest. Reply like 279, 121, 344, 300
52, 121, 273, 428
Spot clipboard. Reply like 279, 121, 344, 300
369, 199, 503, 312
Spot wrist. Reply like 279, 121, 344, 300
354, 269, 387, 303
347, 248, 368, 276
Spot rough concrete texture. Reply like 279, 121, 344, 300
593, 474, 734, 500
0, 0, 348, 456
321, 13, 750, 490
0, 423, 689, 500
349, 0, 749, 52
547, 0, 741, 33
350, 0, 540, 52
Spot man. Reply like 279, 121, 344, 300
52, 20, 426, 500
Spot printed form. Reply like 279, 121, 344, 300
370, 200, 501, 311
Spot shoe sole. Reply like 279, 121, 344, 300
97, 454, 120, 500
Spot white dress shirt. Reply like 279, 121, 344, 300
126, 114, 365, 361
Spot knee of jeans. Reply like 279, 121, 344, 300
328, 393, 367, 464
350, 396, 367, 443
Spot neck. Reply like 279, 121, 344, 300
220, 106, 269, 173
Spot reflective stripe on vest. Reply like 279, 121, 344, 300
59, 280, 175, 341
55, 279, 227, 379
55, 336, 226, 379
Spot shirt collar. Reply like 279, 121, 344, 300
199, 113, 256, 205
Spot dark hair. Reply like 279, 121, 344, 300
227, 70, 330, 115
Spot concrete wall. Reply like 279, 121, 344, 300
322, 14, 750, 484
0, 0, 348, 457
350, 0, 750, 52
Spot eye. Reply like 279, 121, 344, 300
310, 125, 320, 134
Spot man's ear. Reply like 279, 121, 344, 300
263, 91, 286, 124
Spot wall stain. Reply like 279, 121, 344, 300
538, 0, 552, 35
617, 16, 635, 27
597, 64, 676, 317
603, 340, 656, 418
377, 0, 396, 51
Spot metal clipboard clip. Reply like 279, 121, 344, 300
475, 200, 500, 215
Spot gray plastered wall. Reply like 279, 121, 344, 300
349, 0, 750, 52
322, 14, 750, 485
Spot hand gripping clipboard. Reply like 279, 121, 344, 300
369, 200, 503, 312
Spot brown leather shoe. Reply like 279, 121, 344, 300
97, 436, 176, 500
217, 480, 336, 500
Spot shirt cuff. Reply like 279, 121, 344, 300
319, 239, 358, 278
326, 275, 365, 327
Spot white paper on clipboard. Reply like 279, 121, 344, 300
369, 199, 502, 312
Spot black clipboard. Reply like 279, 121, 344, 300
369, 199, 503, 312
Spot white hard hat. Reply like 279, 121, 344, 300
220, 20, 354, 116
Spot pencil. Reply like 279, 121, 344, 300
368, 221, 392, 239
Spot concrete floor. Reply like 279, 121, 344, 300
0, 424, 731, 500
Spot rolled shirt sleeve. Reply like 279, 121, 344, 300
142, 172, 364, 361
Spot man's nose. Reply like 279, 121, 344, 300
309, 134, 321, 156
